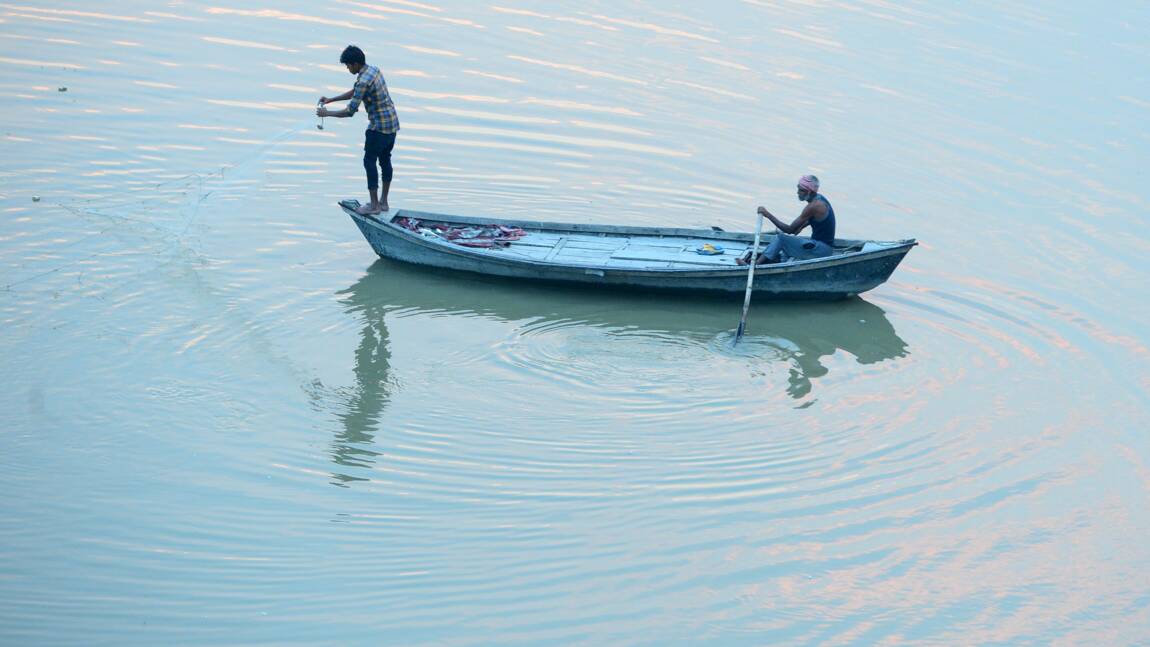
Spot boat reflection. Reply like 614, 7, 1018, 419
329, 259, 909, 480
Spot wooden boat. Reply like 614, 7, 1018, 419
340, 199, 916, 300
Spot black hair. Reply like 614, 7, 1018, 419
340, 45, 366, 66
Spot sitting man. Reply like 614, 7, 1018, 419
738, 174, 836, 265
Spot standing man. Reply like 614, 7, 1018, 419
318, 45, 400, 215
738, 174, 836, 265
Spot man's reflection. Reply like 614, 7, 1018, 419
760, 299, 909, 399
330, 273, 393, 486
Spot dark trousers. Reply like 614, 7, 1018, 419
363, 130, 396, 190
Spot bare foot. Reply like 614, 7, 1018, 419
356, 203, 381, 215
736, 252, 775, 266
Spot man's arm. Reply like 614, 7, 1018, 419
319, 89, 353, 105
317, 88, 356, 118
756, 201, 824, 235
317, 105, 354, 118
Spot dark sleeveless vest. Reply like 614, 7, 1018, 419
808, 195, 835, 245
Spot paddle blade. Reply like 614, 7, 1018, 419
733, 321, 746, 345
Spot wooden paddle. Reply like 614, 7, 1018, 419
733, 213, 765, 344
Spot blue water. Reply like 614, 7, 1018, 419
2, 2, 1148, 644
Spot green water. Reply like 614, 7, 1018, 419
2, 2, 1148, 644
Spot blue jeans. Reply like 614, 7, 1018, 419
364, 130, 396, 190
763, 233, 834, 261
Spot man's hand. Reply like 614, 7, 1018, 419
757, 206, 791, 232
318, 96, 331, 105
317, 106, 329, 117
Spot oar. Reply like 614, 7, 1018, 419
733, 213, 765, 345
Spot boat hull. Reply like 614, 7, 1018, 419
343, 203, 915, 300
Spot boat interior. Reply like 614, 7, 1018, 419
395, 217, 886, 270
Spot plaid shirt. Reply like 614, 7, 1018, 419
347, 65, 399, 133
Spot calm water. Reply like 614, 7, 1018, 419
2, 1, 1149, 644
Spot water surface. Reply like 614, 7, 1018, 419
2, 1, 1149, 644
